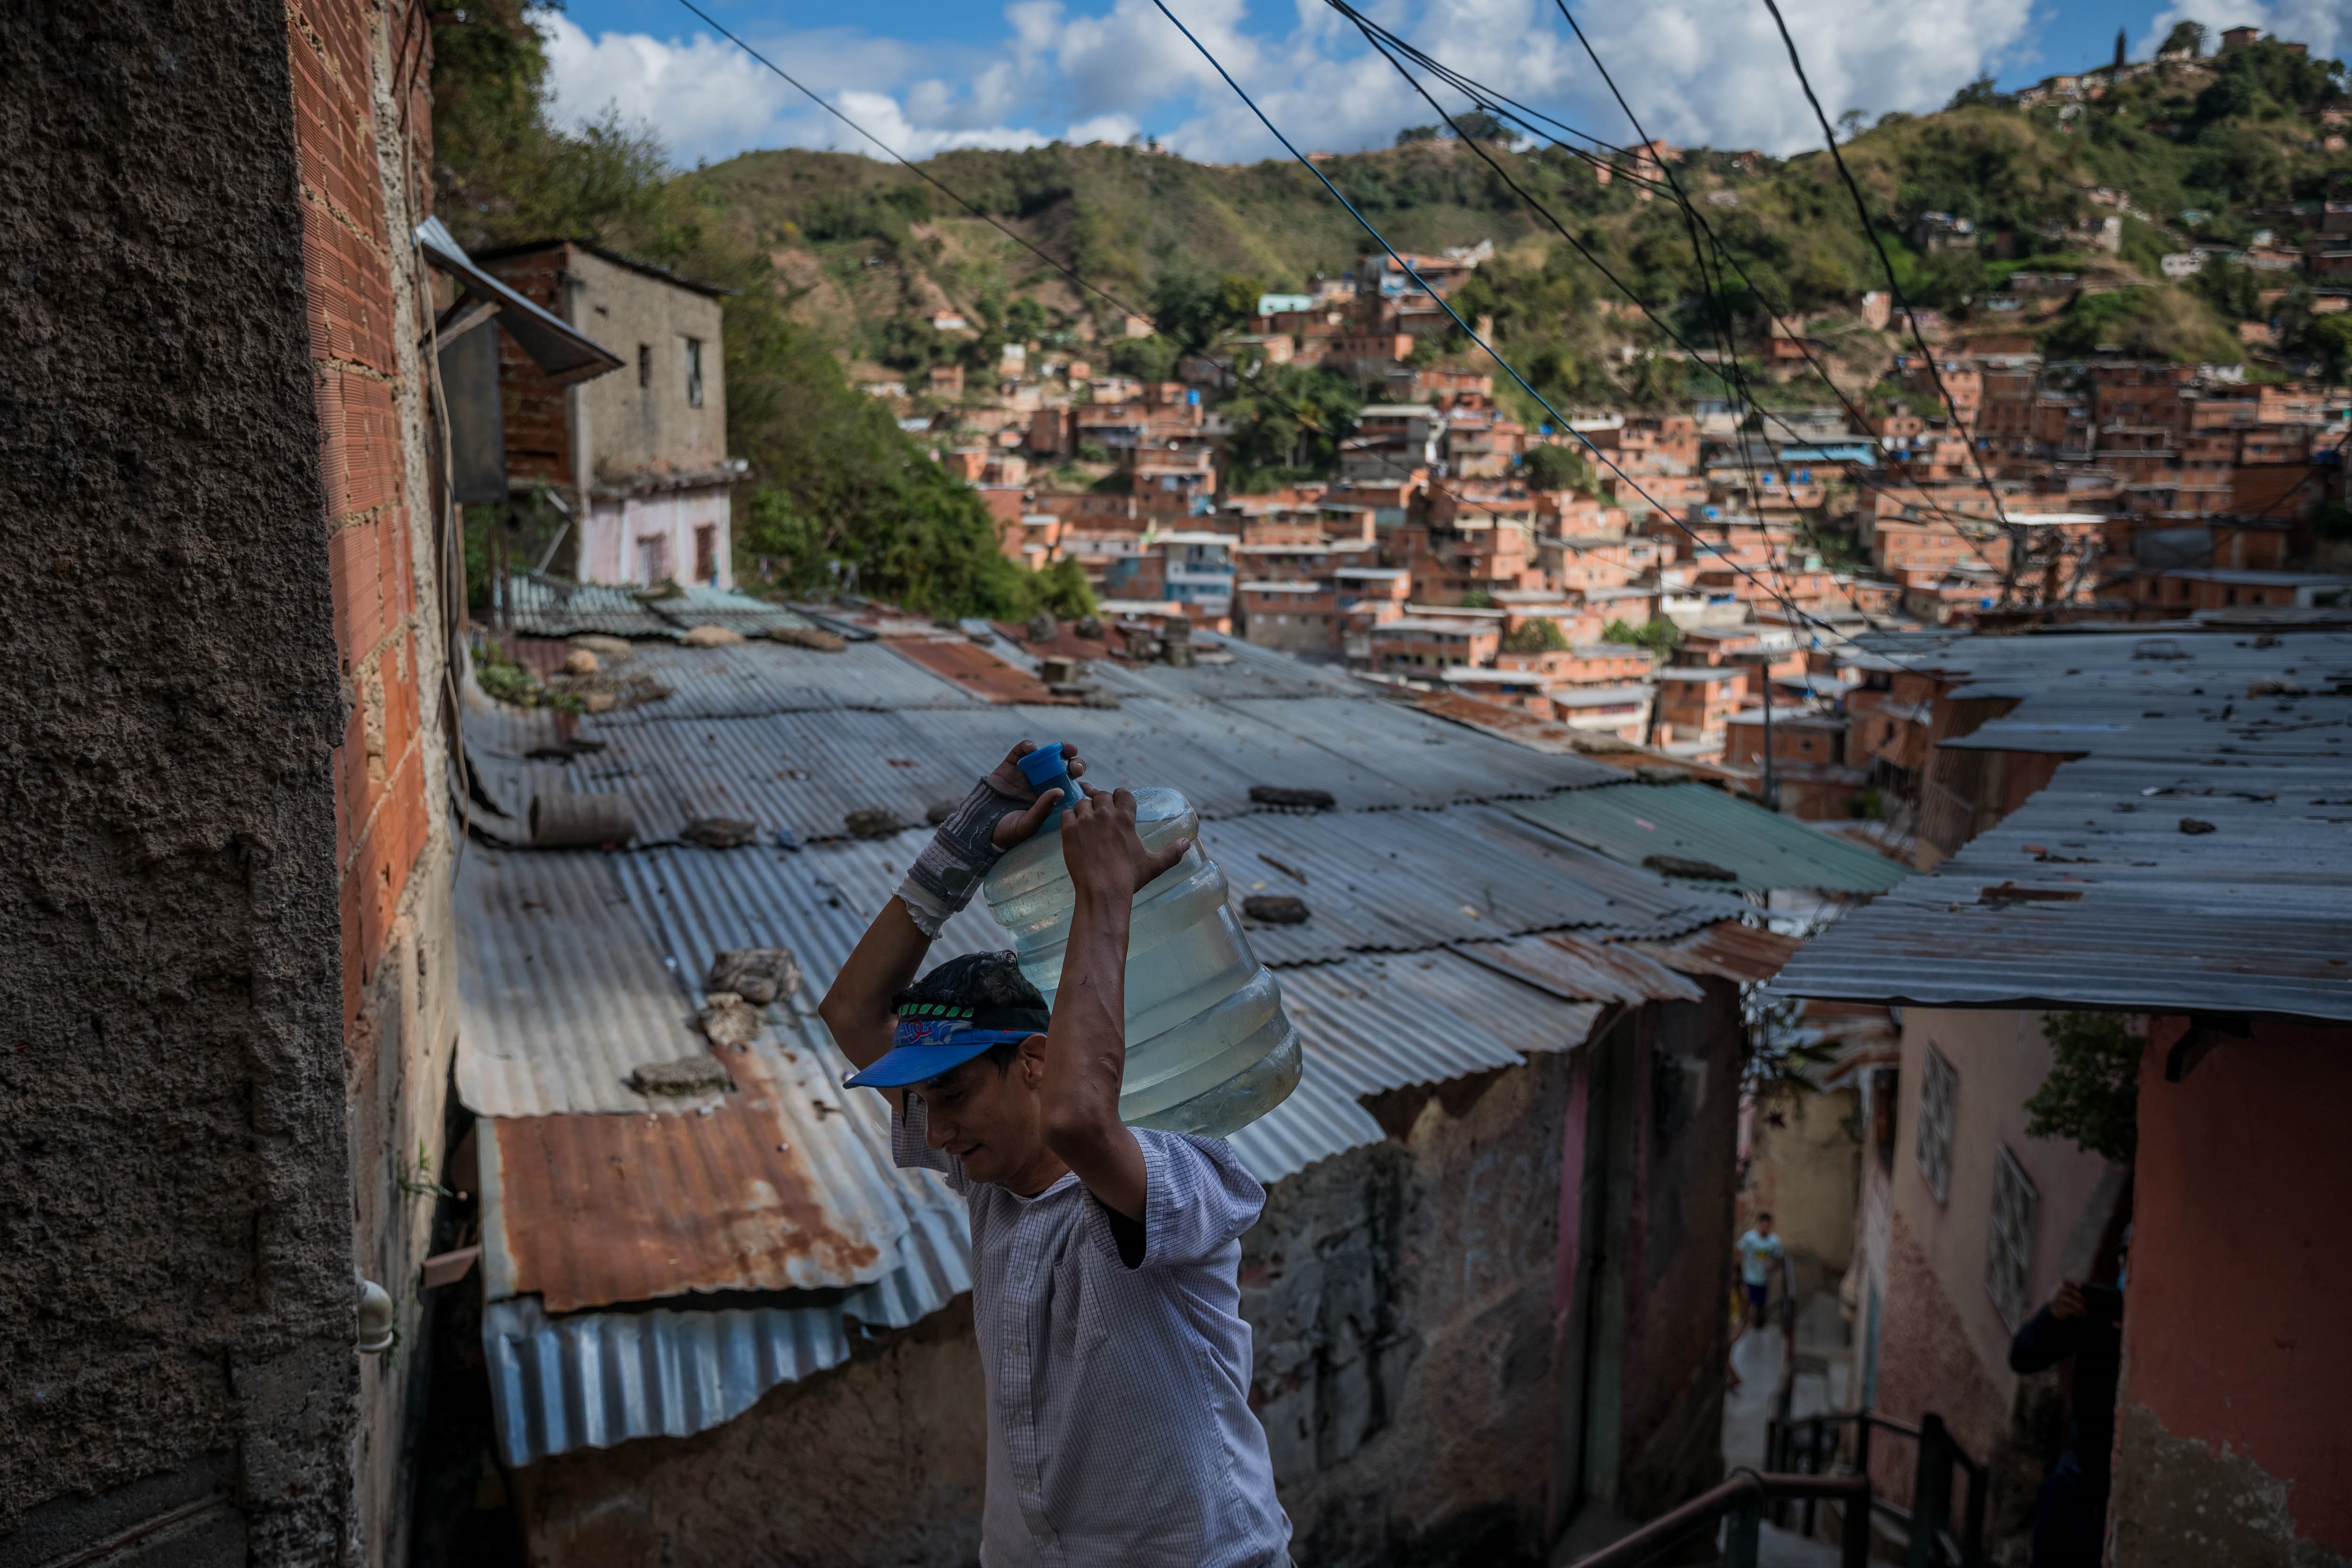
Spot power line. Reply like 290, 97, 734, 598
1150, 0, 1863, 643
674, 0, 1610, 556
1754, 0, 2033, 609
1346, 11, 2007, 565
1334, 2, 1885, 650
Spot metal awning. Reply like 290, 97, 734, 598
415, 216, 624, 386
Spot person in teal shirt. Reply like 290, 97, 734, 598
1736, 1212, 1785, 1328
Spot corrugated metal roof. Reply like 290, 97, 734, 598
1626, 921, 1804, 982
650, 584, 819, 639
1450, 931, 1704, 1005
455, 612, 1765, 1466
581, 639, 982, 722
1277, 952, 1604, 1102
455, 847, 708, 1116
888, 636, 1074, 704
1205, 805, 1742, 964
1507, 783, 1915, 895
1223, 1068, 1387, 1186
479, 1045, 902, 1313
483, 1112, 972, 1466
503, 575, 682, 639
512, 695, 1621, 848
1772, 697, 2352, 1019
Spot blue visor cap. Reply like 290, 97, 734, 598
842, 1003, 1050, 1089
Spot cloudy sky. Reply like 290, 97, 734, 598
543, 0, 2347, 169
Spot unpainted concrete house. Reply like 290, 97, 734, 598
1776, 624, 2352, 1565
446, 616, 1798, 1565
2, 5, 624, 1563
478, 240, 745, 590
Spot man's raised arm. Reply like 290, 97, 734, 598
820, 740, 1081, 1072
1036, 786, 1187, 1220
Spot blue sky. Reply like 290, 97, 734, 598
540, 0, 2347, 169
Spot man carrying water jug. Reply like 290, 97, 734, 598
821, 740, 1294, 1568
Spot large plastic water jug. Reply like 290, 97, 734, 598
978, 744, 1301, 1136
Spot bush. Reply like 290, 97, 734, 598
1502, 619, 1569, 653
1520, 443, 1593, 492
1604, 616, 1680, 656
2024, 1012, 2143, 1163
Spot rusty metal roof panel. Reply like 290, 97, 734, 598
483, 1144, 972, 1466
1450, 931, 1705, 1005
1201, 805, 1743, 964
1626, 921, 1804, 982
477, 1046, 904, 1313
885, 637, 1073, 704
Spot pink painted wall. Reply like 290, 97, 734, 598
1877, 1009, 2125, 1465
2126, 1014, 2352, 1556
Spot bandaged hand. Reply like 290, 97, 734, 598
896, 740, 1087, 937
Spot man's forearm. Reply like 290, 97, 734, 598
1044, 883, 1131, 1127
819, 896, 933, 1072
1042, 882, 1147, 1215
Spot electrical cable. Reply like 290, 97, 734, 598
1344, 6, 2006, 571
1753, 0, 2038, 609
1535, 0, 1882, 650
1333, 3, 1896, 648
674, 0, 1598, 559
1335, 0, 1871, 667
1150, 0, 1860, 643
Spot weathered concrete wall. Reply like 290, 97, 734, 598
1254, 1054, 1576, 1567
0, 3, 357, 1559
560, 248, 728, 481
1615, 986, 1742, 1523
515, 1298, 989, 1568
512, 1053, 1590, 1568
2110, 1016, 2352, 1567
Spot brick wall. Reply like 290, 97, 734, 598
288, 0, 456, 1561
485, 246, 575, 486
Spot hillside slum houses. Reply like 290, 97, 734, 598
1769, 622, 2352, 1565
419, 598, 1937, 1565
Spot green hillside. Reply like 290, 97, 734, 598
430, 7, 2349, 605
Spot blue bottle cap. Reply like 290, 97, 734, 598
1016, 744, 1078, 822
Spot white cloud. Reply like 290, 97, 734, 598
538, 0, 2050, 174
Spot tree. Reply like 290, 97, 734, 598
2161, 20, 2206, 57
1396, 124, 1443, 146
1622, 350, 1684, 410
1520, 442, 1593, 492
2024, 1013, 2143, 1163
1603, 617, 1680, 657
1148, 270, 1258, 352
1454, 109, 1510, 143
2309, 314, 2352, 383
1836, 108, 1867, 143
1946, 76, 2000, 111
1502, 619, 1569, 653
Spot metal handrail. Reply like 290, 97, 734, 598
1565, 1471, 1872, 1568
1764, 1409, 1987, 1568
